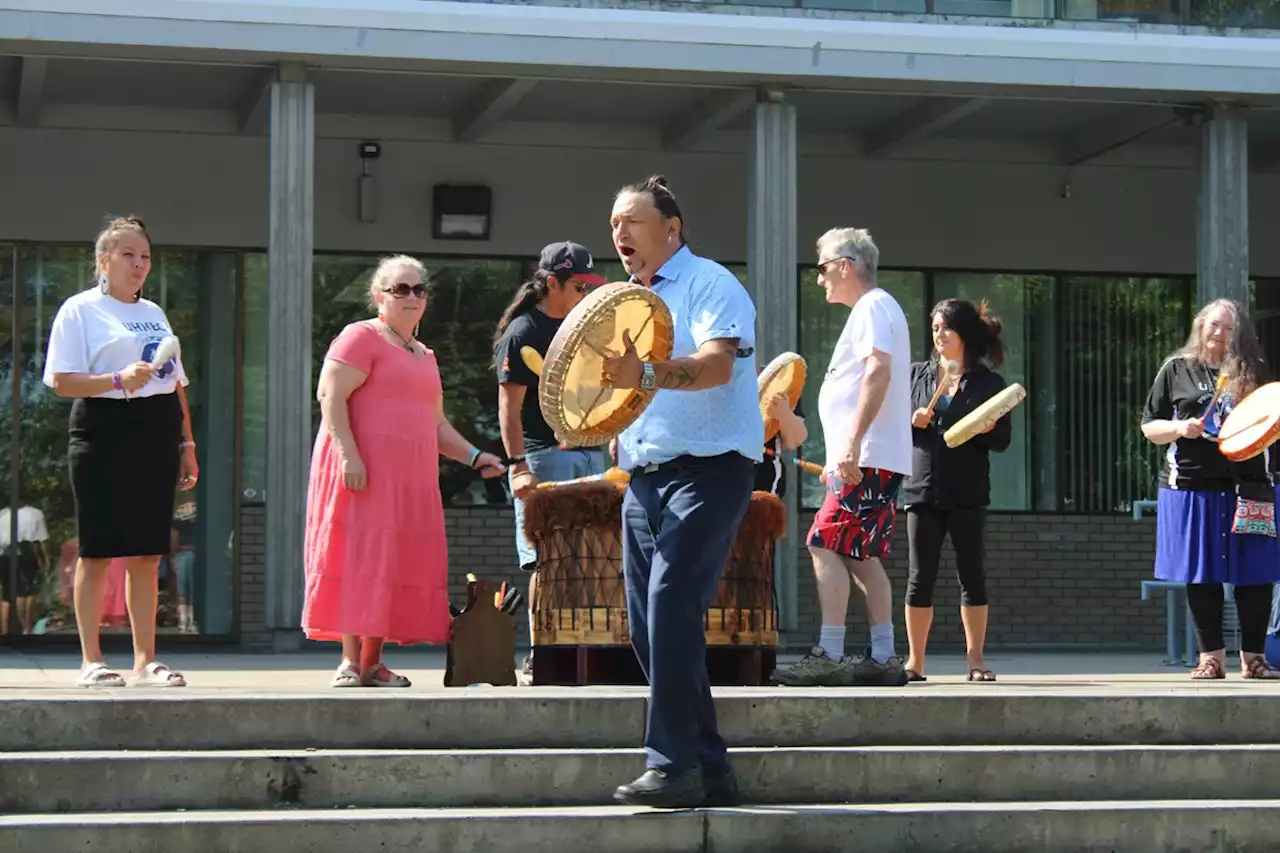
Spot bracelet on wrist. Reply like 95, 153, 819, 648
467, 448, 482, 468
180, 440, 195, 450
111, 371, 123, 391
507, 454, 527, 465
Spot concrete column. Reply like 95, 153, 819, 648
1197, 102, 1248, 308
748, 85, 800, 636
265, 61, 314, 643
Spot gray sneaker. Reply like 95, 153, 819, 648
848, 652, 909, 686
770, 646, 854, 686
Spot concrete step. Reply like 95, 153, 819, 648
4, 744, 1280, 813
7, 688, 1280, 751
3, 801, 1278, 853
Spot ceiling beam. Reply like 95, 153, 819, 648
661, 89, 756, 151
15, 57, 48, 127
453, 78, 537, 143
863, 97, 989, 158
1058, 107, 1197, 166
237, 67, 277, 135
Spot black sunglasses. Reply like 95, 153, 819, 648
382, 283, 428, 298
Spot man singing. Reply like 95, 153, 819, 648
600, 174, 763, 809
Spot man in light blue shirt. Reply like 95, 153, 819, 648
600, 174, 763, 809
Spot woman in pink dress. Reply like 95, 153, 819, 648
303, 255, 505, 687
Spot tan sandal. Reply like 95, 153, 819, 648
1243, 656, 1280, 679
1191, 656, 1226, 680
363, 663, 411, 688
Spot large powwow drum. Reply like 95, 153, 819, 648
1219, 381, 1280, 462
943, 383, 1026, 448
521, 481, 783, 651
539, 283, 675, 447
757, 351, 807, 443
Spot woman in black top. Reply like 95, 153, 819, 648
1141, 298, 1280, 680
754, 394, 807, 497
902, 299, 1011, 683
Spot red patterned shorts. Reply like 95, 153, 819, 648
807, 468, 904, 560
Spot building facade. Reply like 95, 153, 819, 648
2, 0, 1280, 652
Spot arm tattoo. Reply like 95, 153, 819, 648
659, 364, 702, 389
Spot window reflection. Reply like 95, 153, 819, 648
0, 244, 232, 639
932, 272, 1053, 511
303, 254, 532, 506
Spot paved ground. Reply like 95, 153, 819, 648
4, 646, 1269, 696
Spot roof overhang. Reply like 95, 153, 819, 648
4, 0, 1280, 98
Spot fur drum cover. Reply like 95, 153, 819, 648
521, 482, 786, 548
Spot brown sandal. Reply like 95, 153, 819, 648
1191, 656, 1226, 680
1243, 656, 1280, 680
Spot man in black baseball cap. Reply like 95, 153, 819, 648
539, 241, 607, 288
493, 240, 610, 684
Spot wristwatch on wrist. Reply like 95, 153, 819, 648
640, 363, 656, 392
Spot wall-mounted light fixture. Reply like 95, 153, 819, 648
357, 141, 380, 224
432, 184, 492, 241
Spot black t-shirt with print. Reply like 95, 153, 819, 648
1141, 356, 1269, 492
753, 400, 804, 497
493, 309, 565, 455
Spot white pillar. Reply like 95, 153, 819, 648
1197, 101, 1248, 308
265, 61, 314, 644
748, 85, 800, 636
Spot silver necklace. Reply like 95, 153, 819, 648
379, 319, 416, 353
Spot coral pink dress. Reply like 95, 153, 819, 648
302, 321, 452, 645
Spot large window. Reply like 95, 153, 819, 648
243, 253, 536, 507
794, 267, 1200, 514
0, 243, 236, 640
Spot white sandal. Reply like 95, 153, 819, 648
76, 662, 126, 688
132, 661, 186, 688
331, 662, 363, 687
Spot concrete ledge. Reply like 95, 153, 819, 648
6, 690, 1280, 751
4, 745, 1280, 813
4, 801, 1279, 853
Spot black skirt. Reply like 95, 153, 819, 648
68, 393, 182, 559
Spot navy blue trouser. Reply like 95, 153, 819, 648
621, 451, 755, 776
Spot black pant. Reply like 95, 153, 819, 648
1186, 583, 1274, 654
906, 505, 988, 607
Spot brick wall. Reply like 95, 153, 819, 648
237, 504, 270, 647
793, 510, 1165, 652
233, 503, 1166, 651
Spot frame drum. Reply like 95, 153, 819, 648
539, 283, 675, 448
1219, 381, 1280, 462
943, 383, 1026, 448
757, 352, 807, 443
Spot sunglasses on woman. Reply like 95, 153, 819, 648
382, 283, 428, 298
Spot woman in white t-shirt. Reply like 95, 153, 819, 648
43, 215, 198, 688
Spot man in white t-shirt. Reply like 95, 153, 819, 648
772, 227, 912, 688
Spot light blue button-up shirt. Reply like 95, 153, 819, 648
616, 246, 764, 470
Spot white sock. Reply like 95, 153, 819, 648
818, 625, 846, 661
870, 622, 895, 663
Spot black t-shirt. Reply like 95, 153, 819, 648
1141, 356, 1269, 492
493, 309, 564, 455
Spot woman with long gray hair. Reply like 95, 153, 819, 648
1141, 298, 1280, 679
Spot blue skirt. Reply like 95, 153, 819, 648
1154, 487, 1280, 586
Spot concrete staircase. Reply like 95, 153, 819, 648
3, 686, 1280, 851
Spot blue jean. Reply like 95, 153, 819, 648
511, 447, 607, 571
621, 451, 755, 776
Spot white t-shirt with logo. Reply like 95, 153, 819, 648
42, 288, 188, 400
817, 288, 913, 476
